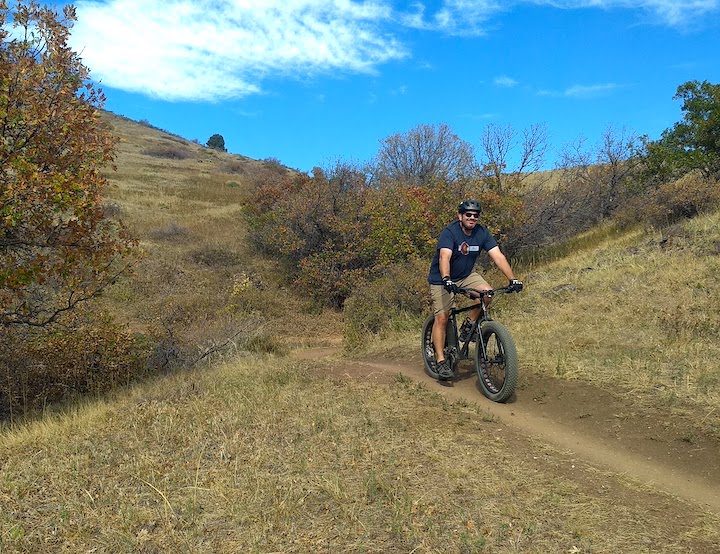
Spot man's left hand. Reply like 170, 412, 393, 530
508, 279, 523, 293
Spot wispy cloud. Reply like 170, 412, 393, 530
71, 0, 407, 102
462, 111, 502, 121
397, 1, 504, 35
407, 0, 719, 35
494, 75, 519, 87
564, 83, 621, 98
642, 0, 720, 26
528, 1, 719, 27
67, 0, 717, 102
538, 82, 621, 98
432, 0, 503, 35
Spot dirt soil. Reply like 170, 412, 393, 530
292, 346, 720, 516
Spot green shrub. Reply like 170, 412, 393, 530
0, 313, 147, 420
616, 172, 720, 227
206, 133, 227, 152
343, 260, 429, 349
227, 272, 268, 314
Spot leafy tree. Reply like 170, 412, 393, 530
245, 160, 371, 307
372, 123, 477, 187
643, 80, 720, 180
360, 179, 457, 266
1, 1, 135, 327
206, 133, 227, 152
245, 119, 540, 307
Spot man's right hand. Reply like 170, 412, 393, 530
442, 276, 458, 294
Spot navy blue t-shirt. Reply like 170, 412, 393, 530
427, 221, 498, 284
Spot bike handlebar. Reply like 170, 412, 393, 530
456, 286, 514, 299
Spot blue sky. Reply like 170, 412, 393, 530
58, 0, 720, 173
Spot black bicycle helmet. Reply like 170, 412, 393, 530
458, 199, 482, 214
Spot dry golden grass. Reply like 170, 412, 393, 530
497, 212, 720, 432
2, 356, 718, 553
96, 112, 327, 350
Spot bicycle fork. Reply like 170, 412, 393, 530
474, 320, 486, 360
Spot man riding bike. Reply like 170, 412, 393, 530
427, 199, 523, 380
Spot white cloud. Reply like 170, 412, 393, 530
641, 0, 720, 26
538, 82, 621, 97
564, 83, 620, 97
66, 0, 717, 102
494, 75, 519, 87
403, 0, 503, 35
408, 0, 719, 35
71, 0, 406, 102
522, 0, 719, 27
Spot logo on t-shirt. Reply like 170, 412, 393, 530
458, 242, 480, 255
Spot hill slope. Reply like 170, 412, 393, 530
508, 216, 720, 424
98, 112, 333, 359
2, 112, 719, 552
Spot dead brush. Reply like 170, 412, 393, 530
141, 144, 194, 160
187, 245, 241, 267
148, 222, 191, 241
0, 313, 147, 420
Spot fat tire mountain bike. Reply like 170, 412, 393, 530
422, 286, 519, 403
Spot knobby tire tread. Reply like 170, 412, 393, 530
422, 314, 440, 379
475, 320, 518, 403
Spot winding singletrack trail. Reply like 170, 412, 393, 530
293, 346, 720, 515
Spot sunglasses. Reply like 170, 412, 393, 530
463, 212, 480, 219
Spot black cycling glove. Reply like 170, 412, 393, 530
442, 276, 459, 294
508, 279, 524, 293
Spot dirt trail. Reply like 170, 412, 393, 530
293, 347, 720, 514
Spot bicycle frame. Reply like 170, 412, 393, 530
444, 287, 504, 365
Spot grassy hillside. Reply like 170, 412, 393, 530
354, 213, 720, 431
507, 215, 720, 429
1, 112, 719, 551
98, 113, 340, 359
100, 113, 720, 415
3, 111, 343, 419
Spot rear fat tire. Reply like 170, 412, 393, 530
475, 320, 518, 402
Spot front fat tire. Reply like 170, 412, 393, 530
422, 314, 441, 379
475, 320, 518, 403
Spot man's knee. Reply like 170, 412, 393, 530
434, 311, 449, 326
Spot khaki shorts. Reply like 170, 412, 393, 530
430, 272, 490, 315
